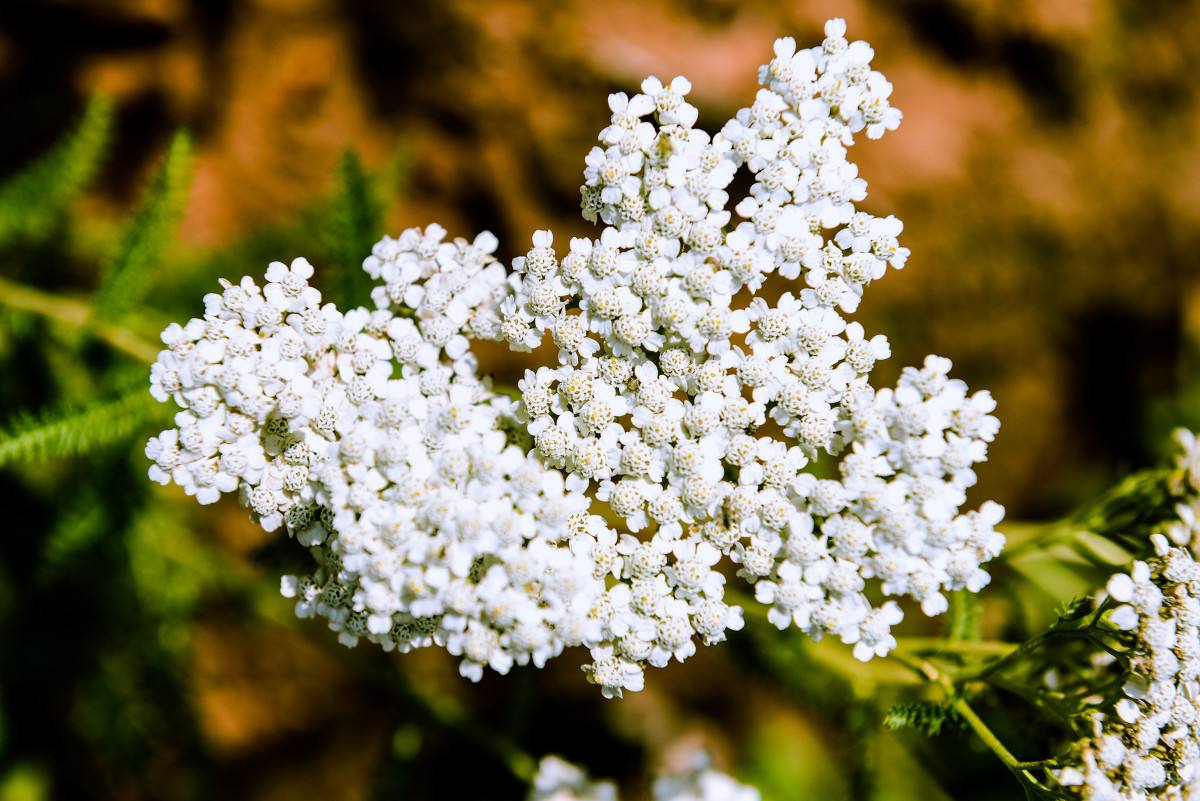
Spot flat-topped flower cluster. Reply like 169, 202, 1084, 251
1044, 433, 1200, 799
1054, 535, 1200, 799
145, 19, 1004, 697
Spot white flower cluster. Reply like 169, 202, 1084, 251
530, 752, 759, 801
146, 250, 628, 681
497, 17, 1002, 679
1054, 535, 1200, 799
146, 20, 1005, 698
1166, 429, 1200, 553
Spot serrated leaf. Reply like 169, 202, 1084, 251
1052, 595, 1092, 624
0, 94, 112, 243
324, 148, 383, 308
0, 388, 162, 467
93, 131, 193, 321
882, 701, 962, 737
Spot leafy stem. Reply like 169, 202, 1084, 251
949, 690, 1056, 777
892, 637, 1019, 659
902, 654, 1058, 793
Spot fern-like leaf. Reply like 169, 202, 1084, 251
0, 94, 113, 244
93, 131, 193, 321
1053, 595, 1092, 624
882, 701, 963, 737
0, 389, 161, 467
324, 148, 383, 308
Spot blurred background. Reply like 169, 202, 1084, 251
0, 0, 1198, 799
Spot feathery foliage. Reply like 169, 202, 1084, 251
1052, 595, 1092, 624
94, 131, 193, 321
0, 387, 162, 468
0, 94, 113, 244
882, 701, 963, 737
324, 148, 383, 308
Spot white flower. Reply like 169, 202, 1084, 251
583, 644, 645, 699
641, 76, 699, 128
264, 258, 321, 311
530, 750, 760, 801
529, 756, 618, 801
148, 20, 1004, 699
1054, 543, 1200, 799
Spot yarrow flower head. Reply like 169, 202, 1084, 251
1165, 428, 1200, 553
495, 18, 1001, 691
146, 250, 618, 681
1052, 534, 1200, 799
1043, 433, 1200, 800
146, 19, 1004, 698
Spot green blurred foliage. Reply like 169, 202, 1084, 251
0, 94, 111, 245
0, 97, 370, 800
94, 131, 193, 322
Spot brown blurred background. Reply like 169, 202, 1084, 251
1, 1, 1198, 799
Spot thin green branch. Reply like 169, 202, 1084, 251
945, 589, 983, 642
886, 646, 1058, 792
950, 694, 1022, 768
893, 637, 1019, 658
0, 275, 161, 362
950, 693, 1056, 779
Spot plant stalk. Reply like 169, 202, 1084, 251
0, 275, 160, 362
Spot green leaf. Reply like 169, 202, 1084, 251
93, 131, 193, 321
0, 388, 162, 468
324, 148, 383, 308
882, 701, 963, 737
0, 94, 113, 244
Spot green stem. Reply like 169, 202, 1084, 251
892, 637, 1019, 658
921, 668, 1057, 794
950, 630, 1058, 683
950, 693, 1054, 775
999, 519, 1084, 561
0, 275, 160, 362
951, 694, 1020, 768
888, 652, 1056, 789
